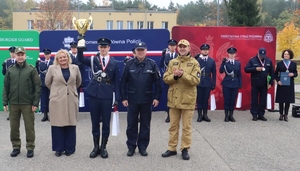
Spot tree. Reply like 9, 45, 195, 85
168, 1, 175, 10
35, 0, 73, 31
277, 22, 300, 58
225, 0, 261, 26
177, 0, 209, 25
273, 10, 293, 31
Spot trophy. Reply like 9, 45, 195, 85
72, 16, 93, 50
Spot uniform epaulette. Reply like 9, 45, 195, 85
148, 58, 156, 63
127, 58, 135, 63
4, 58, 10, 62
7, 64, 14, 69
29, 64, 35, 68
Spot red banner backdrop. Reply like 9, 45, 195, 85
172, 26, 277, 110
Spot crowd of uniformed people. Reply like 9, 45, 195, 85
1, 36, 297, 160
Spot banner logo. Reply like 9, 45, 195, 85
62, 36, 75, 49
264, 30, 273, 43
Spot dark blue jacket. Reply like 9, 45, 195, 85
36, 59, 54, 87
159, 51, 178, 72
244, 55, 274, 87
77, 50, 120, 101
220, 60, 242, 88
2, 58, 15, 75
196, 57, 216, 88
121, 57, 162, 104
70, 53, 85, 87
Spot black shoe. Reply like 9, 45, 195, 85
65, 152, 73, 156
165, 116, 170, 123
41, 113, 48, 122
27, 150, 34, 158
252, 116, 257, 121
162, 150, 177, 157
100, 148, 108, 158
127, 149, 135, 157
89, 148, 100, 158
181, 148, 190, 160
10, 149, 20, 157
257, 115, 267, 121
55, 151, 62, 157
7, 116, 9, 121
139, 150, 148, 156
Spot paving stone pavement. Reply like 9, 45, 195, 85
1, 109, 300, 171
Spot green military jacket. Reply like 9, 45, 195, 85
2, 61, 41, 106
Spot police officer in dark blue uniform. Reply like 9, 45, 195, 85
36, 48, 54, 122
78, 37, 120, 159
2, 46, 16, 75
159, 39, 178, 123
244, 47, 274, 121
220, 47, 242, 122
2, 46, 16, 120
121, 42, 162, 157
69, 42, 85, 90
195, 44, 216, 122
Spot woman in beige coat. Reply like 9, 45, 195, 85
45, 49, 82, 157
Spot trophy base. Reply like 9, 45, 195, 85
77, 39, 86, 51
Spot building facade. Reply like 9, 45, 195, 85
13, 8, 177, 33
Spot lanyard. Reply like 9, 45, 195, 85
283, 60, 290, 72
99, 56, 110, 71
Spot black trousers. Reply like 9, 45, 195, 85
197, 87, 211, 109
41, 86, 50, 113
223, 87, 239, 110
51, 126, 76, 153
126, 103, 152, 151
89, 96, 112, 138
250, 86, 267, 117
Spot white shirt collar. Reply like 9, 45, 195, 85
100, 55, 110, 66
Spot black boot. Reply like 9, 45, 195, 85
89, 137, 100, 158
197, 109, 202, 122
202, 109, 211, 122
165, 110, 170, 123
41, 112, 48, 122
229, 110, 236, 122
100, 138, 108, 158
224, 110, 229, 122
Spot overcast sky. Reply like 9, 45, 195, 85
81, 0, 201, 9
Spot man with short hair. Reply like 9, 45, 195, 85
159, 39, 178, 123
36, 48, 54, 122
244, 47, 274, 121
78, 37, 120, 159
2, 46, 16, 121
3, 46, 41, 158
121, 42, 162, 157
162, 39, 200, 160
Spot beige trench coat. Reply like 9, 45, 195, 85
45, 64, 82, 126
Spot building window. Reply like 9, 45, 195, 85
147, 21, 154, 29
106, 20, 113, 30
137, 21, 144, 29
127, 21, 133, 29
27, 20, 34, 30
117, 21, 123, 30
162, 21, 168, 29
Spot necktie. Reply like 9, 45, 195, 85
171, 53, 173, 59
102, 57, 106, 66
46, 60, 49, 66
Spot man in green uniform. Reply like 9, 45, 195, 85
2, 46, 41, 158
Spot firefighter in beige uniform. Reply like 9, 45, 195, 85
161, 39, 200, 160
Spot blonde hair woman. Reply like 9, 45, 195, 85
45, 49, 82, 157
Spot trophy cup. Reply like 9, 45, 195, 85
72, 16, 93, 50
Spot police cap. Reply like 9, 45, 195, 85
43, 48, 52, 55
258, 47, 266, 58
227, 47, 237, 54
70, 41, 77, 48
200, 44, 210, 50
168, 39, 178, 46
135, 42, 147, 50
97, 38, 111, 46
9, 46, 16, 53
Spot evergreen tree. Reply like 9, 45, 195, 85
225, 0, 261, 26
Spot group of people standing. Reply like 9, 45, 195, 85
1, 37, 297, 161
